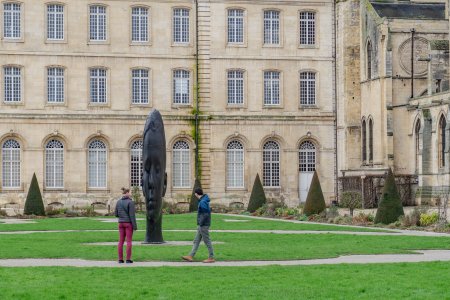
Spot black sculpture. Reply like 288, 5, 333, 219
142, 109, 167, 243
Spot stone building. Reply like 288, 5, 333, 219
337, 0, 449, 206
0, 0, 336, 209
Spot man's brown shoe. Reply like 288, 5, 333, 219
181, 255, 193, 262
203, 258, 216, 263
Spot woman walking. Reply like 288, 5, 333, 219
115, 187, 137, 263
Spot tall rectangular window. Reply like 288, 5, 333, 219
299, 12, 315, 45
4, 66, 21, 102
173, 8, 189, 43
263, 10, 279, 45
3, 3, 20, 39
2, 139, 20, 188
228, 9, 243, 44
132, 7, 148, 42
132, 69, 149, 104
89, 5, 106, 41
90, 68, 107, 103
264, 71, 280, 105
172, 141, 190, 188
47, 4, 64, 40
173, 70, 190, 104
300, 72, 316, 105
47, 67, 64, 103
227, 70, 244, 105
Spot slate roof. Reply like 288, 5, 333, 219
370, 2, 446, 20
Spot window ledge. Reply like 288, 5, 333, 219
298, 45, 318, 49
227, 43, 246, 48
46, 40, 67, 44
299, 105, 318, 110
3, 102, 24, 106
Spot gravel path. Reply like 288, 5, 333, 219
1, 229, 449, 237
1, 250, 450, 267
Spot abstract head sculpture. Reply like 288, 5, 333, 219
142, 109, 167, 243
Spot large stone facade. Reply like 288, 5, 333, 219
0, 0, 336, 209
337, 0, 449, 205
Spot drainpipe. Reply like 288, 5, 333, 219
410, 28, 415, 98
333, 0, 338, 202
194, 0, 200, 179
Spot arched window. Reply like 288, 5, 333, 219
2, 139, 20, 188
415, 120, 421, 172
362, 119, 367, 162
88, 139, 107, 188
130, 140, 143, 187
299, 141, 316, 172
263, 141, 280, 187
172, 140, 190, 188
367, 41, 372, 80
439, 115, 446, 168
45, 139, 64, 188
227, 140, 244, 188
369, 119, 373, 162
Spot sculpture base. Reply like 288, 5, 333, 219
142, 241, 165, 244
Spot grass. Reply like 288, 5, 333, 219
1, 262, 450, 299
1, 229, 450, 261
0, 213, 384, 232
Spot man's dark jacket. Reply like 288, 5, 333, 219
197, 194, 211, 227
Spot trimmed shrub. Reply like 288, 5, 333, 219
303, 171, 326, 216
247, 173, 267, 213
340, 191, 362, 216
24, 173, 45, 216
189, 178, 202, 212
131, 186, 144, 212
374, 168, 404, 224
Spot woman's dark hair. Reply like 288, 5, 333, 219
194, 188, 203, 195
121, 187, 130, 194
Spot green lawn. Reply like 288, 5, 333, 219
0, 213, 384, 232
2, 214, 450, 299
1, 227, 450, 261
1, 262, 450, 299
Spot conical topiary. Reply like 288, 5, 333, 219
247, 173, 267, 213
189, 178, 202, 212
24, 173, 45, 216
303, 171, 326, 216
375, 168, 404, 224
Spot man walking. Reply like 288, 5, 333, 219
182, 188, 215, 263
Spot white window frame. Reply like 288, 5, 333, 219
299, 141, 316, 172
264, 71, 280, 106
45, 139, 64, 189
90, 68, 107, 104
227, 70, 244, 105
263, 10, 280, 45
172, 8, 189, 44
227, 140, 244, 188
172, 140, 190, 188
131, 68, 149, 104
3, 2, 21, 40
2, 139, 20, 189
299, 11, 315, 46
88, 139, 107, 189
130, 140, 143, 188
89, 5, 107, 42
131, 6, 149, 43
47, 67, 65, 104
47, 4, 64, 41
3, 66, 22, 103
263, 141, 280, 187
227, 8, 244, 44
300, 71, 316, 106
173, 69, 190, 105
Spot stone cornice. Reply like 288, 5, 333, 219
0, 113, 335, 122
